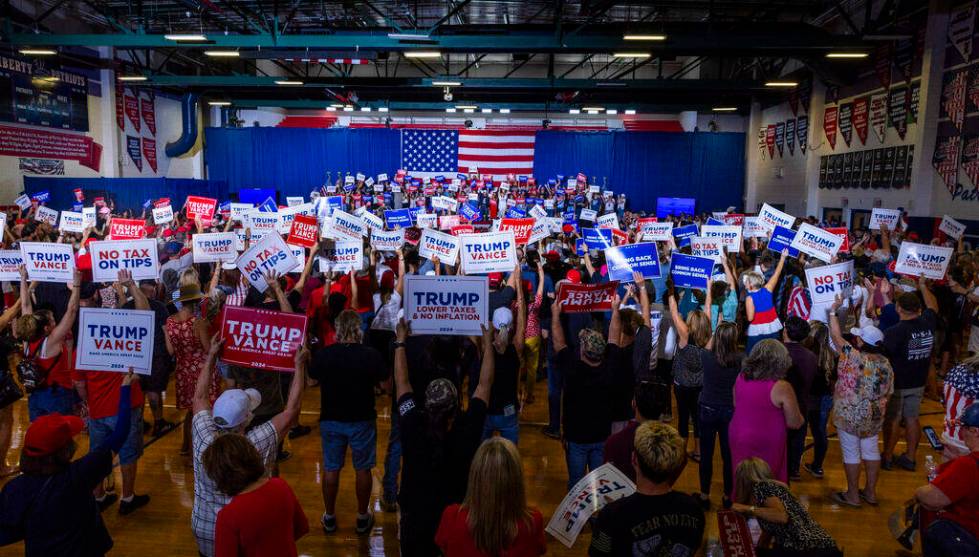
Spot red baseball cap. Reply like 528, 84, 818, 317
566, 269, 582, 284
488, 272, 503, 288
24, 413, 84, 457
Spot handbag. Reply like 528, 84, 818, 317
17, 342, 55, 395
0, 369, 22, 409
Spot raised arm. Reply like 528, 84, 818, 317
18, 265, 31, 316
704, 278, 714, 332
45, 269, 82, 354
827, 295, 846, 354
513, 265, 526, 349
192, 335, 224, 414
471, 325, 496, 405
636, 272, 651, 329
549, 292, 567, 353
394, 319, 412, 398
348, 269, 359, 311
207, 264, 222, 296
607, 293, 622, 346
266, 270, 293, 313
918, 277, 939, 313
269, 344, 309, 439
395, 248, 406, 296
880, 224, 892, 255
668, 291, 689, 348
0, 299, 21, 332
764, 248, 788, 292
119, 270, 149, 311
291, 247, 317, 294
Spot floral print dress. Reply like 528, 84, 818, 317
832, 344, 894, 438
165, 316, 220, 409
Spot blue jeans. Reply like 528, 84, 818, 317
699, 403, 733, 496
28, 385, 77, 422
745, 331, 781, 355
924, 519, 979, 557
89, 410, 143, 465
382, 401, 401, 503
482, 412, 519, 445
546, 340, 562, 432
565, 441, 604, 490
319, 420, 377, 471
808, 395, 833, 470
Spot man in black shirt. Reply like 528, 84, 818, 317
881, 284, 939, 471
394, 319, 494, 557
590, 422, 705, 556
783, 316, 816, 480
309, 310, 389, 535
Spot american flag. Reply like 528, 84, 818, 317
400, 128, 536, 179
933, 135, 962, 193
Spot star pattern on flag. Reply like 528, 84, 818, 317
402, 130, 459, 173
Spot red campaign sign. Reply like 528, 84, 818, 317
717, 511, 757, 557
557, 281, 619, 314
287, 214, 319, 248
823, 106, 838, 150
184, 196, 217, 220
220, 306, 307, 372
722, 214, 744, 226
450, 225, 475, 236
109, 218, 146, 240
404, 227, 422, 246
852, 97, 869, 145
142, 137, 157, 173
499, 218, 535, 245
124, 94, 140, 132
823, 227, 850, 253
0, 124, 101, 171
154, 198, 171, 208
140, 96, 156, 136
611, 228, 629, 245
765, 124, 776, 158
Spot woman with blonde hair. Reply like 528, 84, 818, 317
733, 458, 840, 556
668, 285, 712, 463
742, 248, 789, 353
436, 437, 545, 557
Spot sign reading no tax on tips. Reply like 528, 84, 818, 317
220, 306, 307, 372
75, 308, 155, 374
236, 234, 300, 293
90, 239, 159, 282
804, 260, 855, 305
404, 275, 488, 336
20, 242, 75, 283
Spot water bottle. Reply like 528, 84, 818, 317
925, 455, 937, 482
705, 539, 724, 557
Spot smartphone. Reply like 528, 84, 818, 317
923, 425, 944, 451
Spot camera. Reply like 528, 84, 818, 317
443, 87, 453, 102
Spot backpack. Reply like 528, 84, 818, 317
17, 342, 56, 394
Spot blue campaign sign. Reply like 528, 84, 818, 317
582, 228, 612, 250
605, 243, 662, 282
73, 203, 85, 212
768, 225, 800, 257
258, 196, 278, 212
505, 207, 526, 218
706, 217, 725, 226
142, 199, 153, 210
408, 206, 423, 223
672, 224, 699, 247
30, 190, 50, 203
384, 209, 412, 228
575, 238, 587, 256
326, 196, 343, 214
460, 202, 482, 222
671, 252, 715, 290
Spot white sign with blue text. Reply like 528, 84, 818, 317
404, 275, 488, 336
76, 308, 155, 374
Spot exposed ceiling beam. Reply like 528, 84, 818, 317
224, 99, 742, 112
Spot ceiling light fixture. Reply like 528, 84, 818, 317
208, 101, 231, 106
404, 51, 441, 58
446, 108, 457, 113
205, 50, 239, 57
613, 52, 652, 58
343, 105, 354, 112
765, 81, 798, 87
481, 108, 492, 113
387, 33, 431, 40
712, 107, 737, 111
606, 109, 618, 115
463, 108, 475, 113
326, 106, 337, 112
569, 109, 581, 114
117, 76, 147, 82
378, 107, 389, 113
499, 108, 511, 114
432, 80, 461, 86
623, 34, 666, 41
581, 107, 605, 111
361, 107, 372, 112
826, 52, 869, 58
624, 109, 637, 115
19, 49, 56, 56
164, 34, 207, 41
455, 105, 477, 110
275, 80, 303, 85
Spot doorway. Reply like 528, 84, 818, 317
849, 209, 871, 230
822, 208, 843, 227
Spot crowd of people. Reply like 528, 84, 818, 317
0, 171, 973, 557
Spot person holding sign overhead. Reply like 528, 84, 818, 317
482, 264, 526, 445
742, 248, 789, 353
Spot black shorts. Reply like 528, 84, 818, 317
138, 354, 174, 393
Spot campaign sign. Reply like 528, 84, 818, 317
706, 217, 726, 226
152, 205, 174, 225
276, 203, 314, 234
722, 213, 745, 226
940, 215, 967, 240
418, 228, 460, 265
109, 218, 145, 240
371, 229, 404, 252
545, 463, 636, 548
361, 211, 383, 232
790, 223, 843, 263
596, 212, 620, 230
701, 225, 742, 253
230, 202, 253, 222
529, 204, 547, 220
432, 196, 458, 212
823, 227, 850, 253
641, 221, 672, 242
557, 282, 619, 314
20, 242, 75, 283
220, 306, 307, 372
0, 212, 6, 238
439, 215, 462, 230
75, 308, 155, 374
192, 233, 237, 263
894, 242, 953, 280
672, 223, 699, 248
459, 231, 517, 274
330, 210, 367, 240
59, 211, 85, 233
605, 243, 661, 282
690, 237, 724, 263
0, 250, 24, 281
575, 238, 587, 256
758, 203, 795, 232
404, 275, 488, 336
244, 210, 280, 239
498, 218, 535, 245
416, 212, 438, 229
579, 208, 597, 222
287, 214, 319, 248
767, 226, 800, 257
286, 196, 304, 207
580, 227, 611, 251
82, 207, 97, 228
14, 194, 31, 210
35, 205, 58, 226
90, 239, 159, 282
868, 207, 902, 230
805, 260, 855, 306
670, 252, 715, 290
385, 209, 412, 229
459, 202, 482, 223
236, 234, 300, 293
184, 195, 217, 220
318, 241, 363, 273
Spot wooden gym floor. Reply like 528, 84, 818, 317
0, 381, 943, 556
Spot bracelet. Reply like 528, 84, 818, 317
749, 505, 756, 517
393, 341, 406, 349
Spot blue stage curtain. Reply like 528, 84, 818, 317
205, 127, 401, 197
532, 131, 614, 183
23, 177, 228, 211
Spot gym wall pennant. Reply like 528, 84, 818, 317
870, 93, 888, 143
888, 86, 909, 140
962, 135, 979, 190
797, 116, 808, 154
933, 135, 962, 194
852, 97, 869, 146
839, 103, 853, 147
823, 106, 838, 150
140, 94, 155, 136
766, 124, 776, 158
126, 135, 142, 171
785, 119, 796, 155
969, 66, 979, 113
774, 121, 785, 157
124, 92, 140, 132
874, 42, 893, 90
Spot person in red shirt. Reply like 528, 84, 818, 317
915, 402, 979, 556
206, 433, 309, 557
435, 437, 546, 557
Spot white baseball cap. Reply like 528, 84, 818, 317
212, 388, 261, 429
849, 325, 884, 347
492, 307, 513, 330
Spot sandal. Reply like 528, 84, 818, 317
831, 491, 861, 508
858, 489, 879, 506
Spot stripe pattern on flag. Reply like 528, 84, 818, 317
457, 129, 536, 178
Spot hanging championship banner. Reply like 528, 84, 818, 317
894, 242, 954, 279
115, 81, 125, 131
142, 138, 157, 173
20, 242, 74, 283
192, 232, 237, 263
868, 208, 902, 230
184, 196, 217, 220
888, 86, 909, 140
604, 243, 661, 282
459, 231, 517, 274
943, 69, 968, 133
371, 229, 405, 252
0, 250, 24, 281
498, 217, 535, 245
767, 226, 800, 257
236, 233, 300, 293
596, 212, 620, 230
805, 260, 855, 307
790, 223, 843, 263
774, 122, 785, 157
690, 237, 724, 263
869, 93, 888, 143
852, 97, 869, 145
758, 126, 768, 158
544, 462, 636, 548
90, 239, 159, 282
874, 42, 893, 90
59, 211, 84, 233
823, 106, 838, 150
287, 214, 319, 248
556, 282, 619, 314
404, 275, 488, 336
961, 135, 979, 189
76, 308, 155, 374
797, 115, 808, 154
318, 240, 363, 273
940, 215, 967, 240
785, 118, 796, 156
126, 135, 142, 171
933, 135, 962, 193
949, 1, 975, 62
823, 227, 850, 253
839, 103, 853, 147
670, 252, 715, 290
124, 93, 140, 131
418, 228, 460, 265
35, 205, 58, 226
700, 225, 742, 253
758, 203, 795, 232
641, 221, 672, 242
766, 124, 776, 158
219, 306, 307, 372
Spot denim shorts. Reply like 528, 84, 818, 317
89, 410, 143, 465
320, 420, 377, 471
885, 387, 925, 420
